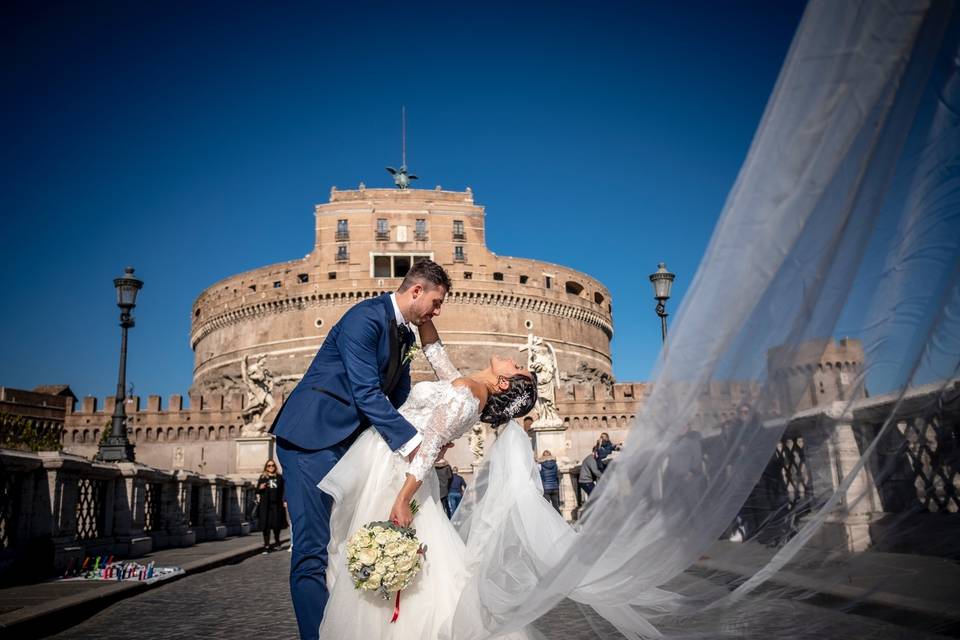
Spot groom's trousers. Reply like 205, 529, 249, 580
276, 437, 351, 640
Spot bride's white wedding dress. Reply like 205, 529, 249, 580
317, 342, 546, 639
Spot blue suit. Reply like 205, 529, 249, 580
270, 294, 417, 639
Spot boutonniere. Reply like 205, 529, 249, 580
402, 343, 421, 365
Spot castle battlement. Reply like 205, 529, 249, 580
326, 186, 475, 205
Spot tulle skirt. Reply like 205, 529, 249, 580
317, 427, 531, 640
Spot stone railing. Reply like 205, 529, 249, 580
562, 379, 959, 555
710, 379, 960, 553
0, 449, 257, 583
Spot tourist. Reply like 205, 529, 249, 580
448, 467, 466, 516
578, 448, 602, 498
596, 432, 621, 471
538, 450, 562, 513
522, 416, 536, 451
257, 459, 287, 553
435, 457, 453, 518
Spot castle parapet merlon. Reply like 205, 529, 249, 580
612, 383, 643, 401
69, 391, 250, 416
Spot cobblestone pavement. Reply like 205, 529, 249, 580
47, 547, 946, 640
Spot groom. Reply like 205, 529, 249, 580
270, 259, 451, 640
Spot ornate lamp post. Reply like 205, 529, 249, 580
96, 266, 143, 462
649, 263, 675, 344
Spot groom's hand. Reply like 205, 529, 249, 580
405, 444, 421, 463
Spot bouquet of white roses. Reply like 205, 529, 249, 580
345, 510, 427, 613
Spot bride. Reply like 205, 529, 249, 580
317, 318, 544, 639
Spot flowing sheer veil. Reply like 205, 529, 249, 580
452, 1, 960, 637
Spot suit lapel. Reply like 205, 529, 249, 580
384, 298, 401, 394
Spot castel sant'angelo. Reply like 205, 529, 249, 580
63, 177, 647, 481
60, 173, 866, 493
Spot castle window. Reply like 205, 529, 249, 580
374, 255, 392, 278
454, 246, 466, 262
519, 275, 528, 284
594, 292, 604, 304
336, 245, 349, 262
273, 281, 282, 289
464, 272, 472, 280
376, 218, 390, 240
248, 284, 257, 292
372, 254, 433, 278
298, 273, 309, 283
565, 281, 584, 296
415, 219, 427, 241
544, 275, 552, 289
493, 272, 504, 281
394, 256, 411, 278
336, 219, 349, 241
194, 308, 201, 318
453, 220, 465, 241
328, 272, 337, 280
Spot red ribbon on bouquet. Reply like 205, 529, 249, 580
390, 590, 401, 623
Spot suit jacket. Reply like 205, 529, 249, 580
269, 294, 417, 451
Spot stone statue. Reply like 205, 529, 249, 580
386, 165, 418, 189
521, 334, 563, 428
239, 354, 277, 436
561, 362, 616, 399
468, 423, 486, 465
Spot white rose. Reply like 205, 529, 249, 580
384, 542, 403, 556
367, 573, 381, 588
357, 548, 378, 565
375, 533, 390, 546
395, 558, 414, 573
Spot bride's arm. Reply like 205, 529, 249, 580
389, 475, 422, 528
388, 401, 454, 527
418, 320, 461, 382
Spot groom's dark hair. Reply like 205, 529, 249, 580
399, 259, 452, 293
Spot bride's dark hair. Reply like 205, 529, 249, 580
479, 373, 538, 427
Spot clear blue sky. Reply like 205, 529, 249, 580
2, 1, 807, 401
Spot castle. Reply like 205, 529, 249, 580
62, 186, 637, 476
58, 185, 866, 480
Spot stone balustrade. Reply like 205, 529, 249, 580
562, 379, 959, 556
0, 450, 257, 583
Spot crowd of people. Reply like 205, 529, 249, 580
531, 431, 623, 515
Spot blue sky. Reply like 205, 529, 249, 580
2, 1, 807, 401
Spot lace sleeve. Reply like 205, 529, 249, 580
406, 403, 448, 482
422, 341, 460, 381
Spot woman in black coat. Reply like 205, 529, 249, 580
257, 459, 287, 552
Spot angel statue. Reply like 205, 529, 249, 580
520, 333, 562, 428
239, 354, 277, 436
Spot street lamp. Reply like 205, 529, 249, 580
97, 266, 143, 462
649, 262, 675, 344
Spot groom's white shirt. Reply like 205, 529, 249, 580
390, 293, 422, 458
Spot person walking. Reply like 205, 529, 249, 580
538, 450, 562, 513
448, 467, 466, 516
435, 458, 454, 518
257, 459, 287, 552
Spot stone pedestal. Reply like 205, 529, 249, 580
802, 403, 884, 552
531, 419, 570, 464
236, 436, 274, 475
